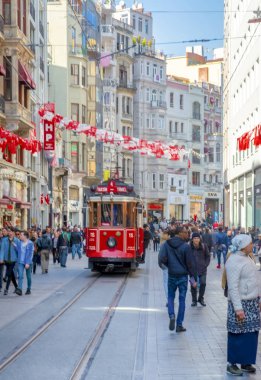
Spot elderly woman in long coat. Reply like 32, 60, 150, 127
225, 234, 261, 376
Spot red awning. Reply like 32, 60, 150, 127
18, 61, 35, 90
3, 195, 22, 204
0, 198, 9, 208
0, 64, 6, 76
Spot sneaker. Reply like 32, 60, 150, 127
198, 298, 206, 307
216, 264, 221, 269
169, 315, 175, 331
15, 288, 22, 296
226, 364, 243, 376
4, 289, 8, 295
25, 289, 31, 295
176, 325, 186, 333
241, 364, 256, 373
191, 301, 197, 307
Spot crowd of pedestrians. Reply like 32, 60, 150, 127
153, 217, 261, 376
0, 225, 84, 296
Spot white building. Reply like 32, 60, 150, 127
223, 1, 261, 230
30, 0, 49, 228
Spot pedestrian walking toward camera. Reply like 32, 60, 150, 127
37, 230, 52, 274
153, 230, 160, 252
141, 224, 151, 263
190, 232, 210, 307
0, 229, 20, 295
16, 231, 34, 296
216, 226, 228, 268
160, 229, 170, 305
52, 231, 60, 264
158, 226, 197, 333
225, 234, 260, 376
57, 227, 70, 267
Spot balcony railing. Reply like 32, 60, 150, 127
113, 18, 133, 34
0, 15, 4, 34
39, 20, 44, 37
150, 100, 167, 109
30, 2, 36, 20
101, 25, 115, 35
40, 57, 44, 73
102, 78, 117, 88
122, 112, 133, 120
69, 45, 88, 57
117, 80, 135, 90
0, 95, 5, 114
192, 112, 201, 120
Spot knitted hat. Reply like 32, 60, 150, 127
192, 232, 201, 239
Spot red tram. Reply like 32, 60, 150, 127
85, 179, 144, 272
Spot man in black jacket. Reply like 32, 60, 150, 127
141, 224, 151, 263
158, 226, 197, 332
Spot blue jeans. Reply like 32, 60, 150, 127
163, 268, 168, 301
217, 245, 227, 265
59, 247, 68, 267
72, 243, 82, 259
18, 263, 32, 291
168, 275, 188, 326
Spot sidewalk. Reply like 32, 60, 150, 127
145, 249, 261, 380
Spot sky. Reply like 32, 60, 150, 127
124, 0, 224, 58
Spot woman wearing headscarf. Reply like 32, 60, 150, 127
225, 234, 260, 376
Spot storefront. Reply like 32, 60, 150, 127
168, 195, 187, 221
204, 192, 220, 222
255, 168, 261, 230
147, 203, 164, 221
189, 195, 203, 220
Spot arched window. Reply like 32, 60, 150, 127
151, 89, 157, 101
216, 143, 221, 162
192, 102, 201, 120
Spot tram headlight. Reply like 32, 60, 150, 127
107, 237, 117, 248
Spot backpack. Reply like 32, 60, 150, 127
40, 235, 50, 250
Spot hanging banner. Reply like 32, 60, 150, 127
43, 120, 55, 151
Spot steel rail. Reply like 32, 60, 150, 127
69, 274, 129, 380
0, 274, 101, 373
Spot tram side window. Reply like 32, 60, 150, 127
92, 203, 98, 227
101, 203, 111, 225
113, 204, 123, 226
126, 203, 134, 227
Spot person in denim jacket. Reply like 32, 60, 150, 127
16, 231, 34, 296
0, 229, 21, 295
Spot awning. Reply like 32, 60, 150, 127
3, 195, 22, 204
18, 61, 35, 90
0, 64, 6, 76
20, 202, 31, 209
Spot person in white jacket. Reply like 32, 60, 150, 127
225, 234, 261, 376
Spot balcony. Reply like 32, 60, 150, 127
0, 15, 4, 36
30, 2, 36, 21
39, 20, 44, 38
102, 78, 117, 88
122, 112, 133, 120
150, 100, 167, 109
101, 25, 115, 37
113, 18, 133, 34
69, 45, 88, 58
117, 80, 136, 92
5, 102, 33, 131
40, 57, 44, 73
0, 95, 5, 115
192, 112, 201, 120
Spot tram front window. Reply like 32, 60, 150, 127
113, 204, 123, 226
101, 203, 111, 225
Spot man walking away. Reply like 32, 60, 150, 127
16, 231, 34, 295
37, 230, 52, 274
216, 226, 228, 269
57, 227, 70, 267
158, 226, 197, 333
0, 229, 20, 295
202, 228, 213, 255
71, 226, 82, 260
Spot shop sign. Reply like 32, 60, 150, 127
43, 119, 55, 151
190, 195, 203, 201
69, 200, 80, 211
207, 192, 218, 198
148, 203, 163, 210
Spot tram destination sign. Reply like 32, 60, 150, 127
96, 185, 128, 194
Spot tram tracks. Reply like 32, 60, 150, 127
0, 273, 129, 379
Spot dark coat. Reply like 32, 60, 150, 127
144, 230, 151, 249
70, 231, 82, 245
190, 243, 210, 275
158, 236, 197, 278
202, 232, 213, 249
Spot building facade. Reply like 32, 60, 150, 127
0, 0, 38, 228
223, 0, 261, 230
